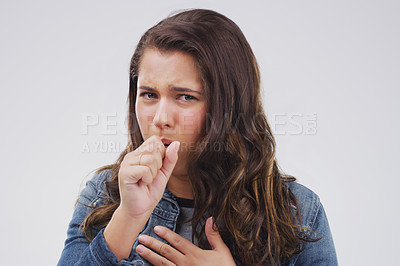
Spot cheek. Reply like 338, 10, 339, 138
179, 109, 206, 137
135, 104, 154, 135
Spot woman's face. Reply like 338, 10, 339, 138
135, 48, 207, 174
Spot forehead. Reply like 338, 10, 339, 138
138, 48, 201, 83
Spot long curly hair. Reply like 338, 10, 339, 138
81, 9, 315, 265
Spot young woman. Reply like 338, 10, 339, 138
58, 9, 337, 266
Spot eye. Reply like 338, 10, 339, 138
178, 94, 198, 101
140, 92, 157, 99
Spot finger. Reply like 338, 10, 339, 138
153, 225, 195, 255
149, 141, 180, 196
130, 136, 164, 160
122, 151, 147, 166
148, 141, 164, 174
126, 136, 165, 165
152, 144, 163, 170
137, 154, 159, 178
138, 234, 184, 263
136, 244, 176, 266
205, 217, 228, 251
142, 135, 166, 155
141, 140, 179, 199
145, 136, 168, 175
120, 165, 153, 185
123, 148, 162, 178
159, 141, 180, 179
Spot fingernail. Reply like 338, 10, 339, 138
136, 245, 144, 254
138, 235, 148, 243
209, 217, 217, 230
175, 141, 180, 152
154, 226, 162, 234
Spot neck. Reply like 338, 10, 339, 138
167, 174, 193, 199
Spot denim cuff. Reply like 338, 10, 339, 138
89, 228, 120, 265
89, 228, 143, 265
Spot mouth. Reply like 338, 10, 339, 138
160, 138, 172, 147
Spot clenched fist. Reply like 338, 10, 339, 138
118, 135, 180, 219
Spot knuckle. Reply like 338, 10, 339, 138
152, 158, 161, 172
142, 154, 156, 166
162, 245, 172, 255
157, 156, 163, 168
147, 167, 155, 178
148, 136, 161, 146
146, 237, 154, 246
172, 236, 182, 245
140, 154, 149, 165
138, 143, 150, 153
149, 135, 159, 141
118, 167, 126, 178
159, 142, 166, 152
145, 166, 152, 176
152, 165, 158, 176
150, 154, 158, 163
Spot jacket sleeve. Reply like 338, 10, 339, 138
294, 201, 338, 266
57, 171, 142, 266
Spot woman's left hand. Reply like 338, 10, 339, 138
136, 217, 236, 266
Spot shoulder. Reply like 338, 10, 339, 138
78, 169, 113, 207
285, 181, 321, 230
86, 169, 113, 191
285, 182, 338, 264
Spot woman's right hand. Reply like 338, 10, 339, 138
104, 136, 179, 261
118, 135, 180, 219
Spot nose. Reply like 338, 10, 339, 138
153, 99, 173, 129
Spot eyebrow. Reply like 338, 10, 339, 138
139, 86, 203, 95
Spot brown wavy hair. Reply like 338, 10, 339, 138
81, 9, 316, 265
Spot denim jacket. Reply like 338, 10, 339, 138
58, 170, 337, 265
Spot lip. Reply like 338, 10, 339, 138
160, 137, 173, 147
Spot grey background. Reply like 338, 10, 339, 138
1, 0, 399, 265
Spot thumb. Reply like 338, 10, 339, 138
205, 217, 227, 251
160, 141, 180, 179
